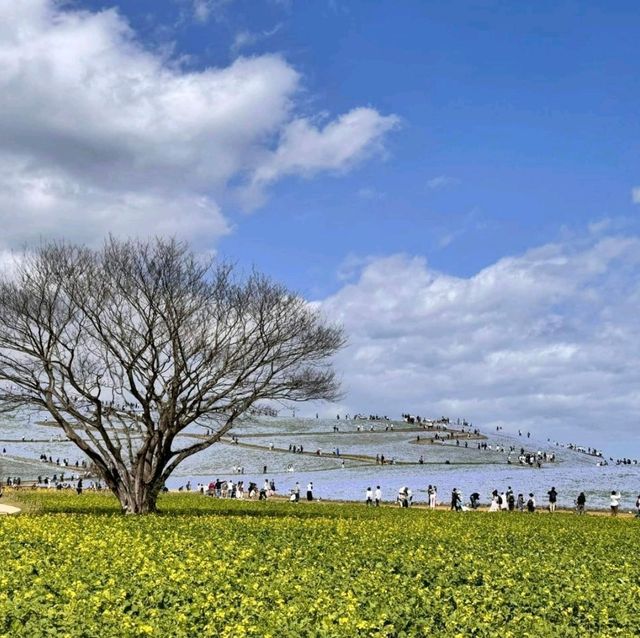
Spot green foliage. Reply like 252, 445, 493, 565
1, 492, 639, 637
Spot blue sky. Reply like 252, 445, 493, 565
0, 1, 639, 455
75, 0, 640, 295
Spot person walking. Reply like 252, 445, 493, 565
294, 482, 300, 502
506, 486, 514, 504
548, 487, 558, 512
365, 487, 373, 506
610, 490, 621, 516
576, 492, 586, 514
450, 488, 461, 511
306, 481, 314, 502
374, 486, 381, 507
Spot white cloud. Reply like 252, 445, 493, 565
320, 236, 640, 455
632, 187, 640, 204
231, 24, 283, 54
0, 0, 397, 249
0, 159, 231, 246
336, 253, 378, 282
232, 30, 259, 52
250, 108, 399, 193
427, 175, 459, 190
190, 0, 234, 23
0, 249, 23, 282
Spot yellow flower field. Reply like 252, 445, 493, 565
1, 492, 638, 637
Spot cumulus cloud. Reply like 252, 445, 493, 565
0, 0, 397, 248
320, 236, 640, 455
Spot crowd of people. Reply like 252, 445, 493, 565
552, 440, 638, 466
188, 478, 278, 499
38, 454, 88, 469
3, 469, 640, 518
177, 478, 640, 518
410, 485, 640, 518
2, 475, 102, 493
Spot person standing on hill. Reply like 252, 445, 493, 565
516, 493, 525, 512
306, 482, 314, 501
365, 487, 373, 506
526, 493, 536, 513
375, 486, 382, 507
610, 490, 621, 516
548, 487, 558, 512
429, 485, 437, 509
635, 494, 640, 518
576, 492, 586, 514
293, 482, 300, 502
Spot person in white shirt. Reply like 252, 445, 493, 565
374, 486, 381, 507
428, 485, 437, 509
306, 482, 313, 501
610, 490, 621, 516
365, 487, 373, 506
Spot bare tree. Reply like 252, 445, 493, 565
0, 238, 345, 513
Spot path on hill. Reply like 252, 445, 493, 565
229, 425, 486, 439
180, 428, 502, 468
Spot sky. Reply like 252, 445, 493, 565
0, 0, 639, 456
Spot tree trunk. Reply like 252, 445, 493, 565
124, 491, 158, 515
113, 479, 161, 515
